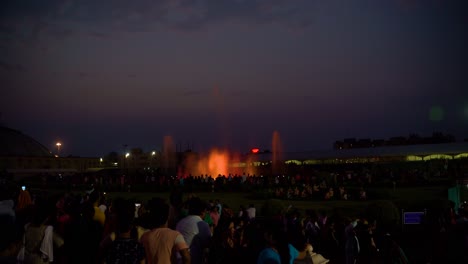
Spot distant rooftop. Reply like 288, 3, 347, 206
248, 142, 468, 161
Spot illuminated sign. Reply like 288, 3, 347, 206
403, 212, 425, 224
251, 148, 260, 154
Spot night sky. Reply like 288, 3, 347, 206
1, 0, 467, 157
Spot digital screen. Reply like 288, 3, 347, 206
403, 212, 424, 224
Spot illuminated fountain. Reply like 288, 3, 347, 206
193, 149, 239, 177
178, 148, 258, 179
201, 148, 230, 177
162, 135, 176, 174
272, 130, 283, 175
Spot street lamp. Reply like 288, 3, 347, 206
150, 151, 157, 171
56, 142, 62, 156
124, 152, 131, 179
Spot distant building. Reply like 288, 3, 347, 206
0, 126, 100, 180
334, 133, 457, 150
357, 139, 372, 148
247, 142, 468, 166
2, 125, 466, 181
372, 139, 385, 147
388, 136, 406, 146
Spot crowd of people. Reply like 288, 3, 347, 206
0, 184, 405, 264
32, 158, 467, 198
4, 184, 467, 264
0, 157, 468, 263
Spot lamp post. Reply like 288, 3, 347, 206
151, 151, 156, 172
122, 144, 128, 174
56, 142, 62, 156
125, 152, 130, 176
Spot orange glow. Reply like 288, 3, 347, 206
180, 148, 258, 179
193, 148, 230, 178
251, 148, 260, 154
162, 135, 175, 170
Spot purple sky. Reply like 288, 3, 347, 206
1, 0, 467, 157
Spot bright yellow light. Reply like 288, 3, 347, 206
454, 153, 468, 159
55, 142, 62, 156
406, 155, 423, 161
125, 153, 130, 158
151, 151, 156, 156
304, 159, 321, 165
285, 160, 302, 165
100, 158, 103, 162
423, 154, 453, 161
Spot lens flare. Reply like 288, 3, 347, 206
429, 106, 444, 121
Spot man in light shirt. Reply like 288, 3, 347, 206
141, 198, 190, 264
176, 197, 211, 264
246, 204, 256, 221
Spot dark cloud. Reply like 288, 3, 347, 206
0, 61, 26, 72
2, 0, 466, 43
0, 20, 27, 45
0, 0, 316, 38
47, 27, 74, 39
0, 0, 63, 18
2, 0, 468, 36
0, 22, 16, 35
179, 88, 210, 97
154, 0, 317, 32
88, 31, 112, 39
31, 21, 49, 37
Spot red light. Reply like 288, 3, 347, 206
251, 148, 260, 154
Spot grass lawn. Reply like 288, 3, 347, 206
99, 184, 450, 218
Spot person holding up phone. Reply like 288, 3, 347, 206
17, 186, 33, 211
